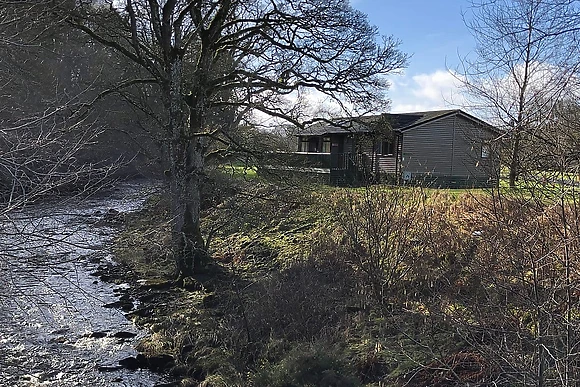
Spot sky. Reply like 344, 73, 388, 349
351, 0, 476, 113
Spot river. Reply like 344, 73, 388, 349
0, 181, 171, 386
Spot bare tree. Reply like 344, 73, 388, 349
332, 186, 424, 306
458, 0, 580, 187
527, 99, 580, 173
0, 1, 120, 209
0, 0, 125, 290
45, 0, 409, 275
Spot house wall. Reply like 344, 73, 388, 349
452, 115, 497, 180
401, 114, 498, 187
376, 137, 399, 174
348, 136, 399, 175
377, 157, 397, 173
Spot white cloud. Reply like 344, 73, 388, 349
482, 61, 574, 110
389, 69, 467, 113
251, 69, 471, 129
411, 70, 461, 101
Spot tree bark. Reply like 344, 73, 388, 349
169, 168, 205, 276
167, 57, 206, 276
508, 132, 521, 188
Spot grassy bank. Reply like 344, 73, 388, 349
115, 177, 580, 386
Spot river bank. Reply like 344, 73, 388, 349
110, 180, 511, 387
110, 183, 393, 386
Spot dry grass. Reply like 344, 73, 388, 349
112, 180, 580, 385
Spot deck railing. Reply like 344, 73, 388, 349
330, 152, 361, 170
266, 151, 373, 186
269, 152, 329, 169
271, 152, 362, 171
268, 152, 368, 170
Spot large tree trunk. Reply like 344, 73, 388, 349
167, 58, 206, 276
169, 149, 205, 276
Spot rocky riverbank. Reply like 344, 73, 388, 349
89, 260, 181, 379
104, 235, 231, 387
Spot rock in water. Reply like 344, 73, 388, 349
113, 331, 137, 339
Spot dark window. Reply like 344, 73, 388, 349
379, 140, 395, 156
299, 136, 331, 153
299, 138, 309, 152
308, 137, 319, 152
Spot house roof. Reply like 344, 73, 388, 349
298, 118, 373, 136
297, 109, 499, 136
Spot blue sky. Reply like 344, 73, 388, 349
351, 0, 475, 112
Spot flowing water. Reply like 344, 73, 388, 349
0, 181, 171, 386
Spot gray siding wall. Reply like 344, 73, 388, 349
452, 116, 497, 179
401, 114, 497, 182
356, 138, 399, 175
401, 115, 455, 175
377, 155, 397, 173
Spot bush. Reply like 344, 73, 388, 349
328, 187, 475, 307
243, 257, 355, 342
252, 343, 360, 387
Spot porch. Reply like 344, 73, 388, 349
273, 152, 373, 186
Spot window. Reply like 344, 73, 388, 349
299, 137, 309, 152
379, 140, 395, 156
481, 144, 490, 159
308, 138, 319, 152
321, 137, 331, 153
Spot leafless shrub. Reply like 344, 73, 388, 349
329, 186, 424, 305
242, 257, 355, 343
438, 187, 580, 386
329, 186, 475, 308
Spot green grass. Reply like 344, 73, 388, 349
218, 164, 258, 179
495, 170, 580, 203
221, 162, 580, 201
